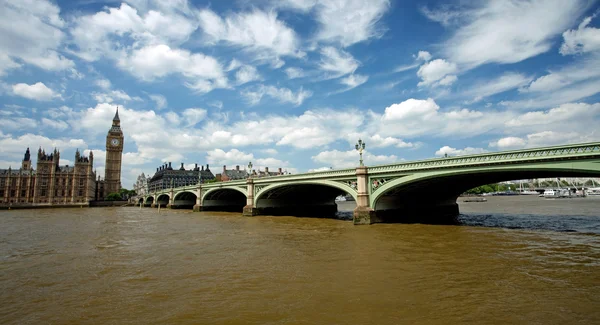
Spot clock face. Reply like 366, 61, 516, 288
110, 138, 120, 146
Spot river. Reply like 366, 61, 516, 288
1, 196, 599, 324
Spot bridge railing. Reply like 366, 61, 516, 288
368, 142, 600, 174
149, 142, 600, 193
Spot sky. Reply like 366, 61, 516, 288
1, 0, 600, 189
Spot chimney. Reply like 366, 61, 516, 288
195, 163, 198, 170
278, 168, 282, 174
236, 165, 239, 171
168, 162, 172, 169
223, 165, 227, 173
201, 165, 204, 171
180, 163, 185, 170
206, 164, 210, 170
265, 167, 269, 173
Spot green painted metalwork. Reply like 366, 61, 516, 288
143, 142, 600, 210
253, 179, 359, 204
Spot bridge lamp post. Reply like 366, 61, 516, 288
248, 161, 253, 178
355, 139, 366, 167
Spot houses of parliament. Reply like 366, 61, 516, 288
0, 109, 123, 206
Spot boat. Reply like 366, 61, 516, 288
335, 195, 346, 202
543, 188, 573, 198
463, 197, 487, 202
518, 180, 539, 195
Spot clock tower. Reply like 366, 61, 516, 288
104, 107, 124, 197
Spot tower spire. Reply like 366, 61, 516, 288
113, 106, 120, 122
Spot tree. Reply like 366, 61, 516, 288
106, 192, 122, 201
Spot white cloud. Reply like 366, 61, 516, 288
489, 131, 594, 150
41, 118, 69, 130
338, 74, 369, 91
149, 94, 168, 110
415, 50, 432, 61
312, 149, 397, 168
12, 82, 59, 101
241, 85, 312, 106
198, 9, 302, 58
95, 79, 112, 90
284, 67, 306, 79
440, 0, 589, 68
319, 46, 359, 78
435, 146, 487, 157
181, 108, 207, 127
375, 98, 513, 138
206, 148, 290, 171
463, 72, 532, 102
505, 102, 600, 127
93, 90, 142, 103
488, 137, 527, 150
0, 0, 73, 72
417, 59, 457, 86
346, 133, 416, 149
235, 65, 261, 85
560, 15, 600, 55
118, 44, 228, 93
313, 0, 391, 47
70, 2, 198, 62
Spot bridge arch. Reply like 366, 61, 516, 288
254, 180, 357, 217
172, 191, 197, 209
145, 196, 154, 205
156, 194, 170, 207
370, 160, 600, 222
201, 187, 247, 212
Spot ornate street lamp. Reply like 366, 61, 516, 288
247, 161, 253, 178
355, 139, 366, 166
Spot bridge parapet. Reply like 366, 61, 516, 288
368, 142, 600, 174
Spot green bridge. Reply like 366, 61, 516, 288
138, 142, 600, 225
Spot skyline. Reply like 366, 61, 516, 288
1, 0, 600, 188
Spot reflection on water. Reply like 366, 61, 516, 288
1, 196, 599, 324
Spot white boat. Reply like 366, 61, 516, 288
543, 188, 572, 198
518, 181, 539, 195
335, 195, 347, 202
587, 187, 600, 196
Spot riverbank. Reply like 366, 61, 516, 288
459, 194, 600, 216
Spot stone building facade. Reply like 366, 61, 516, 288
148, 163, 215, 192
0, 148, 96, 206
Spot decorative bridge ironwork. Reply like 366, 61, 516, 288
139, 142, 600, 225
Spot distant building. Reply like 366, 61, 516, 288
0, 148, 96, 206
148, 162, 215, 192
133, 172, 151, 196
216, 165, 284, 181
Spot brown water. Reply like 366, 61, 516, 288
1, 196, 599, 324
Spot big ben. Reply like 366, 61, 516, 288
104, 107, 124, 196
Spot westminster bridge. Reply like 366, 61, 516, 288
138, 142, 600, 225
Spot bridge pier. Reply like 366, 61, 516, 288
353, 166, 378, 225
193, 188, 202, 212
243, 178, 257, 216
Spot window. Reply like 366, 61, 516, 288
41, 189, 46, 197
79, 179, 84, 186
62, 190, 65, 196
0, 190, 3, 196
0, 179, 4, 186
78, 190, 83, 196
22, 179, 27, 186
21, 190, 26, 197
41, 179, 47, 186
11, 179, 16, 186
55, 190, 58, 197
10, 190, 15, 197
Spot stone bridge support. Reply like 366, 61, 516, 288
353, 166, 379, 225
167, 188, 174, 208
193, 187, 203, 212
243, 178, 258, 216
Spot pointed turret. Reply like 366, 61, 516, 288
23, 148, 30, 161
113, 106, 120, 122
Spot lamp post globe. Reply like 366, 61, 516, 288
355, 139, 366, 167
248, 161, 253, 178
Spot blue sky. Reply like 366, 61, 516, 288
1, 0, 600, 188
